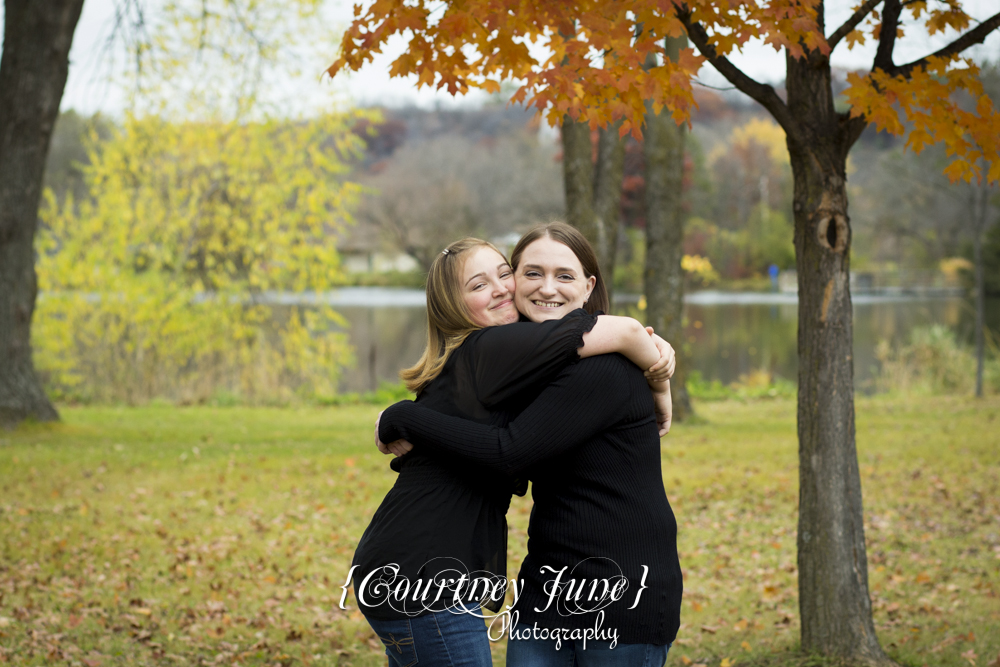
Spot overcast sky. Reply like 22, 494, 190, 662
3, 0, 998, 116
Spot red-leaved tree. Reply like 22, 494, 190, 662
329, 2, 1000, 663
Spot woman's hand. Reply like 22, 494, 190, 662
375, 410, 388, 454
651, 380, 672, 437
387, 439, 414, 457
643, 329, 676, 382
375, 410, 415, 457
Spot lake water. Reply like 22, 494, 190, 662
302, 288, 999, 393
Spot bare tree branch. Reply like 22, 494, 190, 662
890, 10, 1000, 79
873, 0, 902, 73
675, 5, 809, 149
828, 0, 883, 50
837, 111, 869, 153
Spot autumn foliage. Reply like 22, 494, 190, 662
329, 0, 1000, 183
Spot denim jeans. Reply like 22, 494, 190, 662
505, 636, 670, 667
365, 607, 493, 667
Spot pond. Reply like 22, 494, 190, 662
299, 288, 1000, 393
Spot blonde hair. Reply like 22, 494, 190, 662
401, 238, 508, 394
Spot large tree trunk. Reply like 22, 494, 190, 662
785, 52, 890, 665
643, 35, 692, 420
561, 115, 624, 297
0, 0, 85, 427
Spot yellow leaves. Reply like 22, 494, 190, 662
940, 257, 973, 283
926, 3, 971, 36
977, 94, 995, 118
682, 255, 720, 285
907, 1, 928, 20
480, 79, 502, 94
388, 51, 415, 78
943, 158, 973, 184
843, 55, 1000, 186
906, 126, 934, 154
844, 29, 866, 50
711, 33, 741, 56
726, 118, 788, 165
34, 111, 370, 403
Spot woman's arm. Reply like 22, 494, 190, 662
579, 315, 674, 380
472, 311, 673, 405
473, 311, 598, 407
378, 355, 634, 476
649, 379, 672, 436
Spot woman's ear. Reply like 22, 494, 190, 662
585, 275, 596, 302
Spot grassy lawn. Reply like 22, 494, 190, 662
1, 395, 997, 666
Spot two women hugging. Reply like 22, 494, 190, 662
350, 222, 683, 667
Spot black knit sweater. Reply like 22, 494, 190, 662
352, 310, 598, 620
379, 354, 683, 646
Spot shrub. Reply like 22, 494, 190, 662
687, 369, 796, 402
873, 324, 1000, 395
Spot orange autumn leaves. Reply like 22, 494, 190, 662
846, 56, 1000, 184
327, 0, 830, 133
836, 0, 1000, 182
328, 0, 708, 135
328, 0, 999, 184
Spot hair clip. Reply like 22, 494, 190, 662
441, 248, 450, 255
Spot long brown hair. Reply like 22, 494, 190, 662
510, 222, 610, 314
401, 238, 508, 394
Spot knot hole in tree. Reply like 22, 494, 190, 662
816, 213, 848, 254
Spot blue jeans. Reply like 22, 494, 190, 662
365, 607, 492, 667
506, 636, 670, 667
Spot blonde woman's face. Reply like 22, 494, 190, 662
514, 237, 596, 322
461, 247, 518, 328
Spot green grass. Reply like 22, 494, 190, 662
1, 396, 997, 666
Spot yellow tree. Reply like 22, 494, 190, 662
328, 1, 1000, 663
36, 113, 368, 404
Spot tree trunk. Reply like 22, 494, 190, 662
593, 121, 625, 283
643, 35, 692, 420
785, 53, 890, 665
0, 0, 84, 427
562, 115, 596, 241
561, 115, 625, 300
973, 185, 989, 399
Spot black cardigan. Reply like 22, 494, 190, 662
379, 354, 683, 646
351, 310, 598, 620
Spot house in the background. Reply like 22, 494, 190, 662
337, 219, 420, 274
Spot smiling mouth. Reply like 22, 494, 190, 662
532, 300, 564, 308
490, 299, 513, 310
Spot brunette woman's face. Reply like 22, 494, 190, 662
514, 236, 596, 322
462, 247, 518, 327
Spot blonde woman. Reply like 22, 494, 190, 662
351, 236, 674, 666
